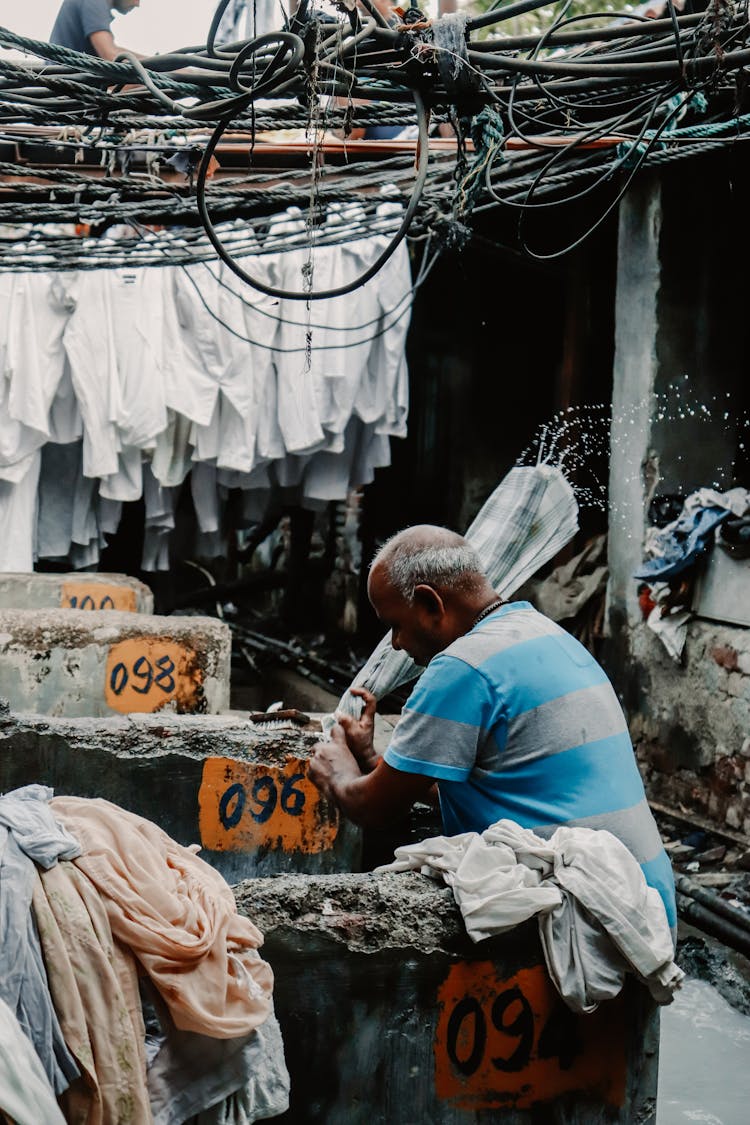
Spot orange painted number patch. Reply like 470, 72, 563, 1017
199, 757, 339, 854
105, 638, 201, 713
61, 582, 137, 612
434, 962, 626, 1110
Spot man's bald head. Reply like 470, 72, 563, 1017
369, 525, 486, 603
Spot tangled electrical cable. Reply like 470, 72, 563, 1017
0, 0, 749, 279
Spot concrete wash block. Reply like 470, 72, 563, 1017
0, 609, 229, 717
234, 872, 660, 1125
0, 572, 153, 613
0, 708, 360, 882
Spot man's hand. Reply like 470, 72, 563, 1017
308, 724, 438, 828
336, 687, 379, 773
308, 723, 363, 801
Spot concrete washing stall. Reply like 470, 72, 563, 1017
0, 706, 360, 882
0, 609, 230, 717
0, 571, 154, 613
234, 872, 659, 1125
0, 567, 660, 1120
0, 705, 661, 1120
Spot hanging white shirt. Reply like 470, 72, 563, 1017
0, 273, 53, 480
106, 266, 168, 450
263, 209, 326, 455
61, 270, 122, 480
0, 451, 41, 572
166, 260, 231, 427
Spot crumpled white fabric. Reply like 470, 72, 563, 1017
0, 784, 81, 868
681, 486, 749, 520
328, 464, 579, 732
148, 1001, 290, 1125
377, 819, 683, 1014
0, 995, 66, 1125
646, 603, 691, 663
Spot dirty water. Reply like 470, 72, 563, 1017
658, 977, 750, 1124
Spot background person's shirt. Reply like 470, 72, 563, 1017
383, 601, 677, 927
50, 0, 113, 55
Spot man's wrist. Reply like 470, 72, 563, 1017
353, 745, 380, 774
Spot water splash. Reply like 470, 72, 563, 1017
516, 387, 750, 525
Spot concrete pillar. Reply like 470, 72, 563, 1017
0, 707, 361, 882
0, 572, 153, 613
235, 872, 659, 1124
607, 176, 662, 637
0, 609, 230, 717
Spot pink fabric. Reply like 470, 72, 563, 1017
51, 797, 273, 1040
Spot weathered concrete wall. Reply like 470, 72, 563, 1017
0, 609, 229, 716
628, 621, 750, 834
0, 572, 153, 613
0, 706, 361, 881
606, 172, 750, 835
235, 872, 659, 1124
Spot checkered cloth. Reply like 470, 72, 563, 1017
327, 464, 579, 730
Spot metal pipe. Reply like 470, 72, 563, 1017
675, 875, 750, 936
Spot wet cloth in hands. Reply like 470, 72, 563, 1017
377, 819, 683, 1014
51, 796, 274, 1039
0, 785, 81, 1094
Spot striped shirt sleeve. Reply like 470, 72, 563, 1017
383, 654, 500, 781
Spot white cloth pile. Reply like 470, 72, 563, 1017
330, 463, 579, 727
0, 205, 412, 572
377, 819, 683, 1014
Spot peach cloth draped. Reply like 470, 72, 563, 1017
51, 797, 274, 1039
32, 861, 152, 1125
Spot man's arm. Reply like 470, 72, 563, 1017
309, 723, 436, 827
89, 30, 144, 60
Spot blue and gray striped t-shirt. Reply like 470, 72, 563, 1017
384, 601, 676, 927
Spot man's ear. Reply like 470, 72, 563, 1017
413, 584, 445, 618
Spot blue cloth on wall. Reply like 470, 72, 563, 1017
633, 505, 731, 581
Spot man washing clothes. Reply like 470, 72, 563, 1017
50, 0, 143, 60
309, 524, 676, 929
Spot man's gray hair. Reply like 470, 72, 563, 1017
371, 534, 485, 602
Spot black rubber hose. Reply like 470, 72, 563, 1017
195, 89, 430, 301
676, 893, 750, 959
467, 0, 563, 33
468, 12, 708, 50
676, 876, 750, 935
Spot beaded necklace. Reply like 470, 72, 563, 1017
471, 598, 505, 629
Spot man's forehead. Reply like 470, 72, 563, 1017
368, 563, 401, 605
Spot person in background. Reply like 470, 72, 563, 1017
309, 524, 677, 930
50, 0, 143, 60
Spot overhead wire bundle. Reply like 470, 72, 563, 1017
0, 0, 748, 279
